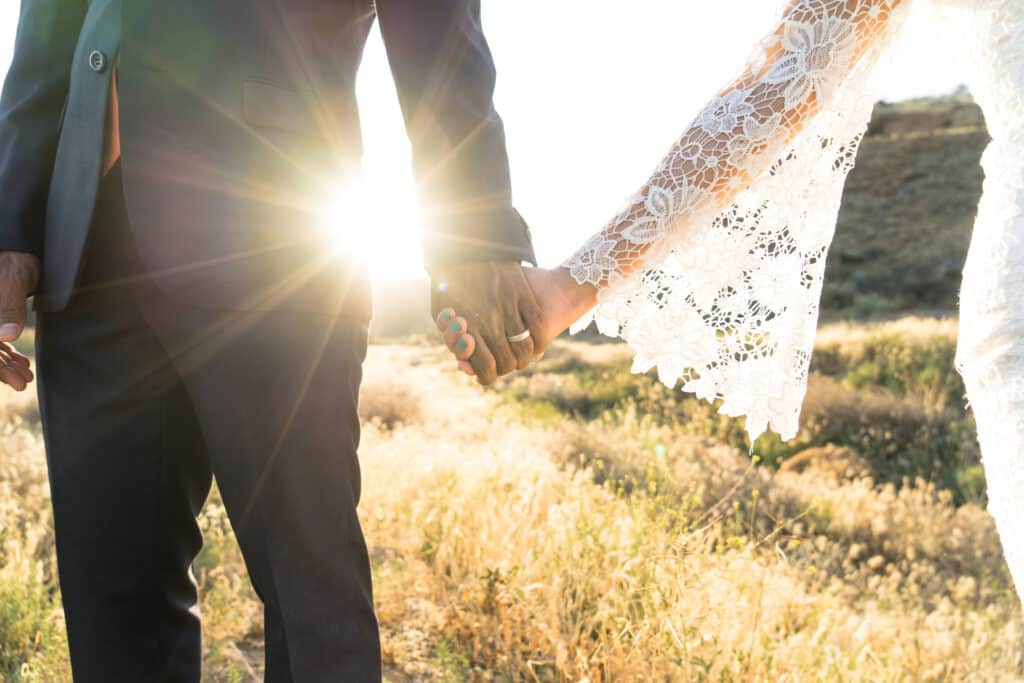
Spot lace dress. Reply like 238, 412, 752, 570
563, 0, 1024, 595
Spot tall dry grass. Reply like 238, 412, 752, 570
0, 387, 266, 681
363, 343, 1019, 681
0, 319, 1019, 681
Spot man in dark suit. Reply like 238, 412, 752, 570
0, 0, 544, 680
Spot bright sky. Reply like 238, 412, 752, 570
1, 2, 967, 280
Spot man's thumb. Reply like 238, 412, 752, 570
0, 299, 26, 342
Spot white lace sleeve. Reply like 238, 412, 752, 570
564, 0, 912, 441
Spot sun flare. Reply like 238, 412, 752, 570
323, 172, 427, 281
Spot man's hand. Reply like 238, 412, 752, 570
0, 251, 39, 391
431, 261, 545, 385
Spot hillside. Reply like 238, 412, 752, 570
822, 87, 987, 319
372, 89, 989, 336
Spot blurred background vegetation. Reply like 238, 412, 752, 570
3, 91, 1021, 681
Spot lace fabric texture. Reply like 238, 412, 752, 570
939, 0, 1024, 598
561, 0, 1024, 601
563, 0, 912, 440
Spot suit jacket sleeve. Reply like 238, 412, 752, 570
374, 0, 536, 268
0, 0, 88, 258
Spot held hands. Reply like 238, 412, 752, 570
0, 251, 38, 391
430, 261, 546, 385
434, 266, 598, 382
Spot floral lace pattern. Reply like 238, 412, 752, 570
940, 0, 1024, 598
563, 0, 1024, 603
563, 0, 912, 440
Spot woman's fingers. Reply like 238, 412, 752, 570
453, 333, 474, 361
435, 307, 456, 334
442, 316, 469, 351
437, 307, 476, 369
436, 308, 477, 373
438, 307, 527, 381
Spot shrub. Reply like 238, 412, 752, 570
813, 323, 963, 411
499, 319, 984, 503
359, 380, 423, 429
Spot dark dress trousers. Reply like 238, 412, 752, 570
0, 0, 535, 680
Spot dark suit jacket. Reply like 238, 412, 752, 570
0, 0, 536, 316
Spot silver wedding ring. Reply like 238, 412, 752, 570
507, 329, 532, 343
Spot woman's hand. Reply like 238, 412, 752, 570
435, 266, 598, 381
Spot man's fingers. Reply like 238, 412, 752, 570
510, 336, 535, 370
6, 353, 28, 368
0, 254, 38, 346
0, 296, 26, 342
503, 306, 535, 371
503, 265, 540, 368
469, 337, 498, 385
460, 308, 513, 380
481, 328, 517, 377
0, 363, 27, 391
0, 343, 29, 367
518, 283, 548, 355
506, 328, 535, 371
0, 341, 34, 390
10, 365, 32, 384
0, 345, 32, 386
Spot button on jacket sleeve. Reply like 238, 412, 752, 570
0, 0, 89, 258
374, 0, 536, 268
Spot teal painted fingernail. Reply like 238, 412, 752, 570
441, 310, 451, 322
450, 322, 462, 333
458, 338, 468, 350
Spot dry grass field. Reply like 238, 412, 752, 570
0, 317, 1021, 681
